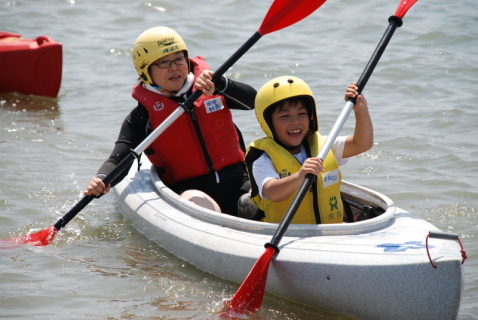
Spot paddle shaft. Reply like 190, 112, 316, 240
267, 15, 404, 249
228, 0, 418, 313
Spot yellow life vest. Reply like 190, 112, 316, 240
246, 132, 343, 224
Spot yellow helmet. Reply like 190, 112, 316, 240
255, 76, 318, 139
132, 26, 188, 85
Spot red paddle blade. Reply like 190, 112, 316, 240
394, 0, 419, 19
220, 246, 276, 316
4, 225, 58, 246
259, 0, 327, 35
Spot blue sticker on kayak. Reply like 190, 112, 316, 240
376, 241, 433, 252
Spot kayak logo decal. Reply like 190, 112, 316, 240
376, 241, 433, 252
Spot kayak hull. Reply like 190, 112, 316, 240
113, 158, 464, 319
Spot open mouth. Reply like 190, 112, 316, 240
169, 75, 182, 82
288, 129, 302, 137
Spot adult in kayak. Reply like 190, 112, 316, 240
84, 26, 257, 216
245, 76, 373, 224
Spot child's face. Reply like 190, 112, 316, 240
271, 101, 310, 149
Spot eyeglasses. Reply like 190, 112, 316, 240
152, 56, 187, 69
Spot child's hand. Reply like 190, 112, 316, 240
345, 82, 368, 111
345, 82, 359, 101
353, 94, 368, 112
299, 157, 324, 178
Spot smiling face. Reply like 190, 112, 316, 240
271, 100, 311, 153
149, 51, 189, 93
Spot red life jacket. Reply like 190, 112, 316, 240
132, 56, 244, 185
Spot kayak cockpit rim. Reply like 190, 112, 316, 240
149, 166, 397, 237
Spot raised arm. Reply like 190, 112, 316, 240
342, 82, 374, 159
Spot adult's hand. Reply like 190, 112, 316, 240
84, 177, 111, 196
195, 70, 216, 96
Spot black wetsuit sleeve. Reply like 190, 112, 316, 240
220, 78, 257, 110
95, 105, 149, 186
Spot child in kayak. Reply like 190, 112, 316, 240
244, 76, 373, 224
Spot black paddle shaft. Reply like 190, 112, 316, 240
54, 152, 137, 230
180, 31, 263, 113
350, 15, 403, 103
266, 15, 405, 250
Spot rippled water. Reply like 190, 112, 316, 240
1, 0, 477, 319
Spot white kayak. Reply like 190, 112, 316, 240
113, 157, 465, 320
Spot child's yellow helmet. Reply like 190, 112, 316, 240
132, 26, 188, 85
255, 76, 318, 139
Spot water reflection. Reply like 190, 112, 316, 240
0, 92, 61, 120
0, 93, 62, 144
